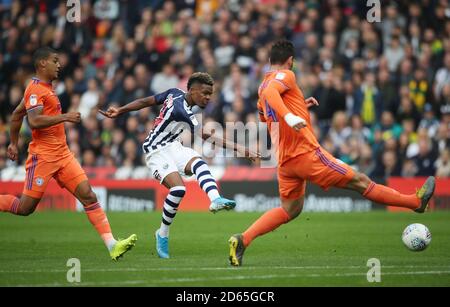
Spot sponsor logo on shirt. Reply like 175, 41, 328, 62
35, 177, 44, 186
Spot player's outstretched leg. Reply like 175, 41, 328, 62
414, 176, 436, 213
83, 201, 138, 260
0, 194, 40, 216
189, 158, 236, 212
110, 234, 138, 261
228, 205, 294, 266
74, 180, 137, 260
229, 234, 246, 266
350, 174, 436, 213
0, 195, 21, 214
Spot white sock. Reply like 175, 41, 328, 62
160, 186, 186, 238
106, 239, 117, 251
159, 224, 170, 238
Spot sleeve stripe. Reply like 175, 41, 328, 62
26, 105, 44, 112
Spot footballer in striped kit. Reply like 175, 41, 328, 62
100, 72, 253, 258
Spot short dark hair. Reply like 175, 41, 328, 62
32, 47, 56, 69
187, 72, 214, 90
269, 40, 295, 65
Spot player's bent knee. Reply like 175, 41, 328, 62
79, 190, 97, 205
357, 172, 371, 188
347, 172, 371, 193
86, 191, 98, 204
282, 199, 304, 220
18, 206, 36, 216
289, 206, 303, 220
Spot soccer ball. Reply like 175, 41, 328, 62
401, 223, 432, 251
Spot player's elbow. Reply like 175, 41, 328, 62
260, 88, 272, 98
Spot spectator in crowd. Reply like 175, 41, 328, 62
435, 148, 450, 178
0, 0, 448, 180
353, 72, 382, 126
371, 150, 402, 180
150, 63, 180, 94
414, 134, 439, 176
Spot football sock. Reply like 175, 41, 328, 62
242, 207, 290, 247
363, 181, 420, 210
84, 202, 116, 250
191, 159, 220, 201
0, 195, 20, 214
159, 186, 186, 238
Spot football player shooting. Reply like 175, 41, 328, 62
99, 72, 260, 259
227, 40, 436, 266
0, 47, 137, 261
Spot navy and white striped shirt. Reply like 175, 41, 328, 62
142, 88, 202, 154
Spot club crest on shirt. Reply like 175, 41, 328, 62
35, 177, 44, 186
30, 94, 38, 106
275, 73, 286, 80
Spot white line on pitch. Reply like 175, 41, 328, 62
6, 270, 450, 287
1, 265, 450, 274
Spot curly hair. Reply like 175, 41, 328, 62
187, 72, 214, 90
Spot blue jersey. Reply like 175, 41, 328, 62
142, 88, 202, 154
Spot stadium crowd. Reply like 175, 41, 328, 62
0, 0, 449, 181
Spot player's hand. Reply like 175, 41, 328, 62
7, 144, 19, 161
305, 97, 319, 108
244, 149, 263, 162
284, 113, 307, 132
64, 112, 81, 123
99, 107, 120, 118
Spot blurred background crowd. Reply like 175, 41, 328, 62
0, 0, 449, 181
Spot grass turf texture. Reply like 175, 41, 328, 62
0, 211, 449, 286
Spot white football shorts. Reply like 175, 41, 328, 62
145, 141, 201, 183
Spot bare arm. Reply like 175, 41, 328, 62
99, 96, 157, 118
9, 99, 26, 146
305, 97, 319, 108
201, 131, 261, 162
7, 99, 26, 161
27, 107, 80, 129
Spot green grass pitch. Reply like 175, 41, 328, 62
0, 211, 449, 286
